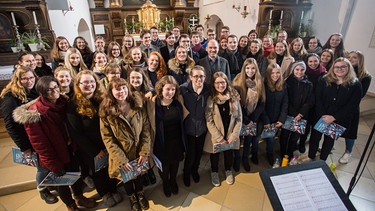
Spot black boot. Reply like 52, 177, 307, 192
39, 188, 58, 204
267, 153, 274, 166
148, 168, 157, 184
233, 157, 240, 172
137, 191, 149, 210
242, 158, 250, 172
251, 153, 259, 164
183, 172, 190, 187
128, 194, 141, 211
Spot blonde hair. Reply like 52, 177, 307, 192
348, 51, 371, 80
268, 40, 291, 59
233, 58, 266, 106
0, 66, 37, 103
265, 63, 284, 92
323, 57, 358, 86
64, 48, 88, 76
289, 38, 307, 58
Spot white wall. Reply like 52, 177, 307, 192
198, 0, 259, 36
311, 0, 375, 94
47, 0, 94, 49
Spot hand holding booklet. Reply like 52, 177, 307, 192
12, 147, 38, 167
119, 159, 149, 183
213, 140, 236, 153
94, 151, 109, 172
261, 124, 278, 139
282, 115, 307, 134
313, 117, 346, 140
40, 172, 81, 186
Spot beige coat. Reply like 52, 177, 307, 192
268, 56, 295, 79
100, 107, 151, 180
203, 97, 242, 153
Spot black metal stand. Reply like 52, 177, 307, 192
347, 122, 375, 196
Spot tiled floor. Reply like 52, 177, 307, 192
0, 96, 374, 211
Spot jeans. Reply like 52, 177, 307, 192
234, 135, 259, 159
345, 138, 355, 153
36, 165, 51, 191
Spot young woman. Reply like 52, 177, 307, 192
289, 38, 307, 61
51, 36, 71, 70
247, 39, 268, 76
204, 72, 242, 186
54, 66, 74, 97
232, 58, 266, 170
101, 63, 122, 89
307, 58, 362, 161
247, 29, 258, 41
298, 53, 327, 153
262, 35, 274, 58
67, 71, 122, 208
180, 65, 210, 186
73, 36, 94, 69
0, 66, 55, 204
267, 40, 295, 79
218, 35, 228, 55
322, 33, 346, 60
124, 46, 148, 79
91, 51, 108, 79
262, 63, 288, 166
146, 51, 168, 87
339, 51, 372, 164
17, 52, 37, 72
33, 52, 53, 77
99, 78, 151, 211
279, 61, 313, 159
13, 76, 97, 210
121, 34, 136, 61
306, 36, 323, 55
167, 45, 195, 85
320, 49, 334, 71
107, 41, 123, 64
238, 35, 249, 57
147, 76, 186, 197
64, 48, 88, 76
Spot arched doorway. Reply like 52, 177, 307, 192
203, 14, 223, 37
77, 18, 94, 50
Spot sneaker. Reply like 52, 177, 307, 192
300, 157, 312, 163
225, 170, 234, 185
39, 188, 58, 204
75, 195, 97, 209
137, 191, 149, 210
211, 172, 220, 187
102, 193, 116, 207
339, 152, 351, 164
112, 192, 123, 204
83, 176, 95, 189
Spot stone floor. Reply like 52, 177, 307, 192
0, 95, 374, 211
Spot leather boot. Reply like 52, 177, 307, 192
39, 188, 58, 204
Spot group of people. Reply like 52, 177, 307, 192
0, 23, 372, 211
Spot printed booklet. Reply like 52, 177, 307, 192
282, 115, 307, 134
40, 172, 81, 186
261, 124, 278, 139
213, 140, 236, 153
313, 118, 346, 140
12, 147, 38, 167
240, 123, 257, 136
119, 159, 149, 183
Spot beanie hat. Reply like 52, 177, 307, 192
291, 61, 306, 72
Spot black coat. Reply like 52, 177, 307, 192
1, 90, 38, 151
219, 49, 245, 76
285, 75, 314, 118
160, 46, 174, 64
180, 81, 210, 137
314, 77, 362, 139
262, 84, 288, 124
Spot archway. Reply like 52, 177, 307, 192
77, 18, 94, 50
203, 14, 223, 37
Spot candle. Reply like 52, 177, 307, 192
33, 11, 38, 25
300, 10, 304, 20
269, 10, 273, 19
132, 16, 134, 23
310, 11, 313, 19
280, 10, 283, 20
11, 12, 16, 26
244, 6, 247, 11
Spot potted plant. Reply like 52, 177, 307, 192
21, 31, 50, 51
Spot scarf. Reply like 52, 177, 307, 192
245, 78, 258, 115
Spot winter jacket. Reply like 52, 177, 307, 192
168, 57, 195, 85
285, 75, 314, 118
262, 84, 288, 125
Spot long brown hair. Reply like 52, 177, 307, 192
155, 75, 180, 100
264, 63, 284, 92
72, 70, 104, 118
210, 72, 238, 103
0, 65, 37, 103
51, 36, 71, 60
233, 58, 266, 106
348, 50, 371, 80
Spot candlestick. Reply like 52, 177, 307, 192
300, 11, 304, 20
244, 6, 247, 11
280, 10, 283, 20
269, 10, 273, 19
11, 12, 16, 26
33, 11, 38, 25
310, 11, 313, 19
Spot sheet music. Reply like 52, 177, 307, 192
270, 168, 347, 211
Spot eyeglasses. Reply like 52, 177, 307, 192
214, 81, 226, 85
112, 48, 120, 51
192, 75, 205, 80
333, 65, 348, 70
47, 85, 60, 93
79, 80, 96, 86
109, 72, 121, 75
20, 76, 35, 82
181, 40, 190, 43
208, 34, 215, 37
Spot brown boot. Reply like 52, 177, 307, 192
74, 195, 97, 208
129, 193, 141, 211
137, 191, 149, 210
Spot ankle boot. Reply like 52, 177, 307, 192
128, 194, 141, 211
137, 191, 149, 210
39, 188, 58, 204
251, 153, 259, 164
242, 158, 250, 172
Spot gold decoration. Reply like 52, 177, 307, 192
137, 0, 160, 30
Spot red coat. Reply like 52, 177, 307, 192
13, 96, 73, 173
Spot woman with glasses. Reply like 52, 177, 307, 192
204, 72, 242, 187
0, 66, 55, 204
13, 76, 97, 210
306, 36, 323, 55
67, 71, 122, 208
307, 57, 362, 161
